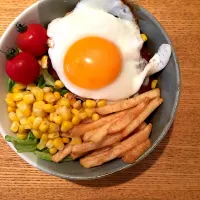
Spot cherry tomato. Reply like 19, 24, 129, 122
5, 49, 40, 84
16, 23, 48, 57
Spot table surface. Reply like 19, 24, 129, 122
0, 0, 200, 199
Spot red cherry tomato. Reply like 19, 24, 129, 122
6, 52, 40, 84
16, 23, 48, 57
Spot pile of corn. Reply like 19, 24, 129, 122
5, 81, 107, 155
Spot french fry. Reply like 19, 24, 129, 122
83, 128, 97, 142
122, 139, 151, 163
86, 146, 112, 158
136, 122, 147, 131
72, 132, 123, 154
122, 97, 163, 138
89, 123, 111, 143
108, 98, 150, 134
52, 144, 72, 163
96, 88, 160, 115
70, 152, 86, 160
80, 124, 152, 168
69, 108, 130, 137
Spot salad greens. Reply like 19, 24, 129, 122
37, 69, 69, 96
7, 77, 16, 92
5, 131, 38, 153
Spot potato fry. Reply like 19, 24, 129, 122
70, 152, 86, 160
80, 124, 152, 168
122, 139, 151, 163
83, 128, 97, 142
70, 108, 130, 137
52, 144, 72, 163
108, 98, 150, 134
89, 123, 111, 143
72, 132, 123, 154
136, 122, 147, 131
122, 97, 163, 138
96, 88, 160, 115
86, 146, 112, 158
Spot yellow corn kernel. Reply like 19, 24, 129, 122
54, 115, 63, 125
37, 133, 48, 150
20, 118, 32, 129
64, 92, 75, 100
70, 137, 82, 145
23, 91, 31, 95
23, 94, 35, 105
79, 112, 88, 120
28, 116, 35, 124
32, 130, 42, 139
49, 122, 60, 133
73, 100, 81, 109
16, 100, 24, 108
10, 121, 19, 133
141, 34, 148, 42
49, 147, 57, 155
85, 108, 94, 118
13, 88, 22, 93
5, 98, 16, 108
62, 137, 70, 144
18, 125, 26, 134
14, 83, 26, 90
32, 117, 43, 130
54, 92, 61, 101
70, 98, 76, 106
71, 108, 79, 116
43, 87, 53, 93
42, 104, 55, 113
7, 107, 16, 113
53, 137, 64, 151
41, 55, 48, 69
18, 103, 31, 117
31, 87, 44, 101
8, 112, 19, 122
48, 132, 59, 139
61, 121, 73, 132
82, 102, 86, 109
44, 92, 56, 103
17, 132, 28, 140
54, 105, 58, 110
49, 112, 56, 122
27, 83, 36, 91
57, 106, 72, 121
72, 115, 81, 125
32, 108, 46, 118
16, 109, 24, 120
46, 139, 54, 148
151, 80, 158, 89
7, 107, 16, 112
54, 80, 64, 89
85, 99, 96, 108
97, 100, 107, 107
39, 121, 50, 132
7, 93, 13, 98
92, 113, 100, 121
59, 98, 70, 107
33, 101, 45, 108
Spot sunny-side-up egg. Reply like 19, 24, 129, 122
47, 0, 171, 101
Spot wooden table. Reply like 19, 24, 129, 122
0, 0, 200, 199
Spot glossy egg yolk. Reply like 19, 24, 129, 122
64, 36, 122, 89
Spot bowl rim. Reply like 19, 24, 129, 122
0, 2, 181, 180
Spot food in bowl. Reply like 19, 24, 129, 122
3, 0, 171, 168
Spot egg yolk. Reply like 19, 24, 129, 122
64, 36, 122, 89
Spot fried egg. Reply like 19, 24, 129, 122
47, 0, 171, 101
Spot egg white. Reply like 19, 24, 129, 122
48, 6, 144, 101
